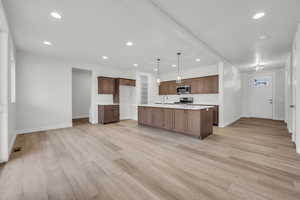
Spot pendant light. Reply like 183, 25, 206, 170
176, 52, 182, 83
156, 58, 161, 84
255, 54, 264, 72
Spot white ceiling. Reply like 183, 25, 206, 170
3, 0, 300, 72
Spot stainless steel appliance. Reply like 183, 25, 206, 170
174, 97, 194, 104
176, 85, 191, 94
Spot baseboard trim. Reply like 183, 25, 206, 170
72, 115, 89, 120
219, 117, 240, 128
16, 123, 72, 134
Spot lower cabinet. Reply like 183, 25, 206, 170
138, 106, 213, 139
163, 109, 174, 130
185, 110, 201, 136
173, 109, 186, 133
152, 107, 164, 128
98, 105, 120, 124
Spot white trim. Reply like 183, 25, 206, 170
219, 117, 240, 128
16, 123, 72, 134
72, 115, 89, 119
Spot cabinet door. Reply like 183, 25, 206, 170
163, 109, 174, 130
138, 107, 147, 124
159, 82, 168, 95
191, 78, 204, 94
112, 106, 119, 122
103, 106, 114, 123
152, 108, 164, 128
186, 110, 201, 137
168, 81, 177, 95
173, 109, 187, 133
144, 107, 153, 125
98, 77, 115, 94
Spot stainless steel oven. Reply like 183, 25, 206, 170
176, 85, 191, 95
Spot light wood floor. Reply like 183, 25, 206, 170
1, 118, 300, 200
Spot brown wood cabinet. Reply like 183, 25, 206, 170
98, 105, 119, 124
119, 78, 136, 86
98, 77, 115, 94
159, 81, 177, 95
152, 107, 164, 128
138, 106, 213, 139
158, 75, 219, 95
163, 109, 174, 130
173, 109, 186, 133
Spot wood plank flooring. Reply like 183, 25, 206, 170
1, 118, 300, 200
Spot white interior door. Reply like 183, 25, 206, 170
291, 43, 297, 141
248, 74, 273, 119
120, 86, 135, 120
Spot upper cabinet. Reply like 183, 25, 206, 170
98, 77, 136, 95
119, 78, 136, 86
159, 75, 219, 95
98, 77, 115, 94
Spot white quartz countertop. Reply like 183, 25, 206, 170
139, 104, 214, 110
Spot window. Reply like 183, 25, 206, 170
249, 77, 271, 88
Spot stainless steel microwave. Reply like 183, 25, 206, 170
177, 85, 191, 94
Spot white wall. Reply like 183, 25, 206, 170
155, 65, 219, 105
295, 24, 300, 153
16, 52, 73, 133
219, 62, 242, 127
0, 1, 16, 162
72, 68, 91, 119
16, 51, 135, 132
241, 68, 285, 121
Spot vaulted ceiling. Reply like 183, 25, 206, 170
3, 0, 300, 72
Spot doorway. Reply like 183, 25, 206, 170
72, 68, 92, 126
248, 74, 273, 119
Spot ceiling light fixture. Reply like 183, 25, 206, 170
51, 12, 62, 19
156, 58, 161, 84
259, 35, 267, 40
176, 52, 182, 84
195, 58, 201, 62
255, 65, 264, 72
43, 41, 52, 46
126, 41, 133, 46
133, 63, 138, 67
102, 56, 108, 60
252, 12, 265, 20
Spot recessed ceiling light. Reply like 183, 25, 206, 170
252, 12, 265, 20
51, 12, 62, 19
133, 64, 138, 67
172, 64, 176, 67
259, 35, 267, 40
126, 41, 133, 46
153, 68, 158, 72
195, 58, 201, 62
102, 56, 108, 60
43, 41, 52, 46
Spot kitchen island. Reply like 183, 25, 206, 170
138, 104, 214, 139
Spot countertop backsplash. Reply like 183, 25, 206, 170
155, 94, 219, 105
